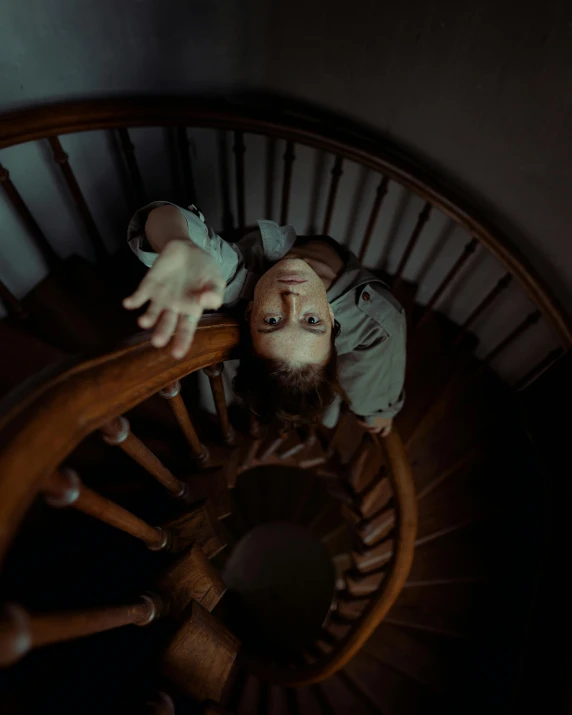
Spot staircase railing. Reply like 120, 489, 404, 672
0, 97, 570, 386
245, 429, 417, 686
0, 317, 416, 684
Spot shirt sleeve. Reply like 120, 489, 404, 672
126, 201, 239, 283
337, 313, 406, 423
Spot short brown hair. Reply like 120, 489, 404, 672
233, 320, 342, 428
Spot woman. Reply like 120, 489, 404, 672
124, 202, 406, 435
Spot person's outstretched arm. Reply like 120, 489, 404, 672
123, 204, 227, 358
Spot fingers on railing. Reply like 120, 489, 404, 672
160, 381, 209, 464
0, 593, 162, 667
203, 363, 236, 445
47, 136, 108, 262
43, 467, 170, 550
100, 416, 189, 497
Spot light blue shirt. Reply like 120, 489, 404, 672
128, 202, 406, 423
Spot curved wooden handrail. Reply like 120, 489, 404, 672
244, 429, 417, 685
0, 96, 570, 347
0, 315, 240, 565
0, 313, 415, 683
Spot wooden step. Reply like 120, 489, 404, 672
357, 508, 396, 546
355, 475, 392, 519
388, 581, 490, 640
346, 568, 386, 597
158, 544, 226, 618
161, 600, 239, 702
162, 502, 227, 557
183, 463, 233, 519
352, 538, 394, 573
364, 622, 450, 693
321, 670, 381, 715
21, 255, 137, 352
344, 649, 438, 715
0, 318, 66, 399
407, 522, 492, 583
396, 312, 477, 443
416, 461, 494, 541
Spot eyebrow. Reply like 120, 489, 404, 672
257, 324, 328, 336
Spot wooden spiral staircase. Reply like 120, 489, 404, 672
0, 98, 570, 714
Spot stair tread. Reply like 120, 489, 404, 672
364, 622, 450, 693
344, 649, 438, 715
0, 318, 66, 400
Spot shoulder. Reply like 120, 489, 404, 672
358, 282, 405, 331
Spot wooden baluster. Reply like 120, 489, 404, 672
260, 429, 288, 460
233, 130, 246, 235
160, 381, 208, 464
306, 420, 318, 446
298, 455, 327, 470
43, 468, 169, 550
346, 432, 373, 492
100, 416, 188, 497
322, 156, 344, 235
0, 161, 60, 268
515, 347, 564, 391
239, 415, 263, 472
280, 140, 295, 225
47, 136, 107, 262
306, 149, 327, 234
0, 594, 162, 666
0, 278, 26, 319
278, 441, 306, 460
217, 131, 234, 237
265, 136, 277, 220
452, 274, 512, 346
117, 127, 146, 207
327, 402, 349, 457
177, 126, 197, 205
309, 684, 336, 715
284, 688, 300, 715
258, 680, 270, 715
392, 202, 432, 291
203, 363, 236, 445
477, 311, 542, 372
249, 413, 262, 439
144, 691, 175, 714
416, 238, 479, 329
358, 175, 390, 263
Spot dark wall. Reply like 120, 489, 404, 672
1, 0, 571, 312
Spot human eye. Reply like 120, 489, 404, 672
264, 316, 283, 326
304, 315, 322, 325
